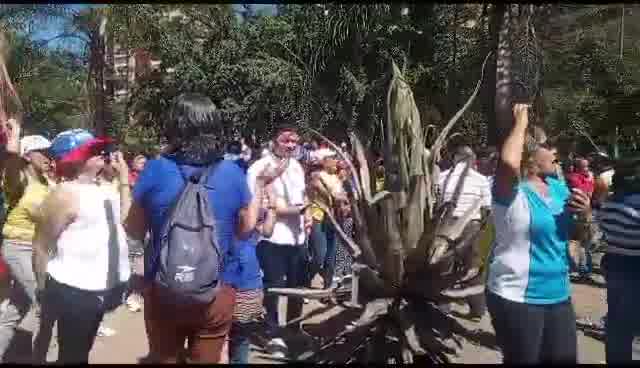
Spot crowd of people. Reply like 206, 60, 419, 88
0, 94, 636, 364
0, 93, 360, 363
443, 104, 637, 364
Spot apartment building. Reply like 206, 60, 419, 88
107, 8, 182, 102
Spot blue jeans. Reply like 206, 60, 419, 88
41, 276, 107, 364
578, 244, 593, 276
309, 220, 337, 289
228, 321, 252, 364
604, 254, 640, 363
0, 241, 54, 363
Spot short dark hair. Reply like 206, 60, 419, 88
477, 146, 497, 161
273, 124, 298, 139
165, 93, 225, 163
226, 141, 242, 155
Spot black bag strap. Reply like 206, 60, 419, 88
176, 162, 215, 186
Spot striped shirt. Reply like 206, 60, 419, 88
598, 194, 640, 256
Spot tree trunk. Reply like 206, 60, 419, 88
484, 4, 499, 147
619, 4, 625, 60
90, 14, 110, 136
494, 3, 514, 146
446, 5, 459, 120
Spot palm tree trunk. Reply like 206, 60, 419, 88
494, 3, 514, 146
484, 4, 499, 146
89, 13, 109, 136
446, 4, 459, 120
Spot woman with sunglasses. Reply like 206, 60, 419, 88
486, 104, 591, 363
32, 129, 130, 363
0, 117, 55, 362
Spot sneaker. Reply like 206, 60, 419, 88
271, 351, 286, 359
97, 325, 117, 337
126, 295, 142, 312
266, 337, 288, 357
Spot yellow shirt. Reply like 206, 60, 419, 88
310, 172, 344, 223
2, 179, 51, 243
310, 204, 325, 222
375, 175, 385, 193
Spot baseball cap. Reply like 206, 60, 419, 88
20, 135, 51, 157
50, 129, 114, 178
49, 129, 95, 160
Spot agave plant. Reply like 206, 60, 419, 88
293, 52, 493, 363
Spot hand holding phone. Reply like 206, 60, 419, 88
567, 188, 590, 214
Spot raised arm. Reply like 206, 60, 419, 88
238, 159, 287, 238
3, 118, 26, 195
494, 104, 530, 202
256, 185, 277, 238
111, 152, 132, 220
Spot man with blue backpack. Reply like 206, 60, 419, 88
124, 93, 284, 363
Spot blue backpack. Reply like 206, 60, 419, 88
154, 164, 222, 305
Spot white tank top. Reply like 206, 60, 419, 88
47, 182, 130, 291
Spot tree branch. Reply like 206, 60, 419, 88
431, 51, 492, 163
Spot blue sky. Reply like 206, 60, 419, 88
30, 4, 277, 53
31, 4, 93, 52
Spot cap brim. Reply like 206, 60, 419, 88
56, 137, 114, 164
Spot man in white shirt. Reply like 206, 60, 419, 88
437, 146, 492, 319
247, 126, 311, 357
438, 146, 492, 221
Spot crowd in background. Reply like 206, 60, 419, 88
0, 93, 365, 364
0, 96, 637, 364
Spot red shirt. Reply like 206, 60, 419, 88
565, 171, 595, 197
129, 171, 140, 187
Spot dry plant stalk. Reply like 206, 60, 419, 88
0, 30, 23, 123
309, 52, 493, 363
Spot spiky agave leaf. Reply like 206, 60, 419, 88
301, 54, 494, 364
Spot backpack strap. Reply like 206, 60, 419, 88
177, 165, 203, 184
198, 164, 216, 185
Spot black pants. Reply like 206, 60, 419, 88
41, 276, 115, 363
603, 253, 640, 363
486, 291, 577, 364
256, 241, 306, 337
467, 292, 486, 318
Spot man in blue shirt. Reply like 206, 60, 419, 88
125, 93, 281, 364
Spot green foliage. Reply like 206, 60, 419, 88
4, 30, 87, 137
4, 4, 640, 156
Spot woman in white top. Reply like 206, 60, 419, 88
32, 129, 130, 364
